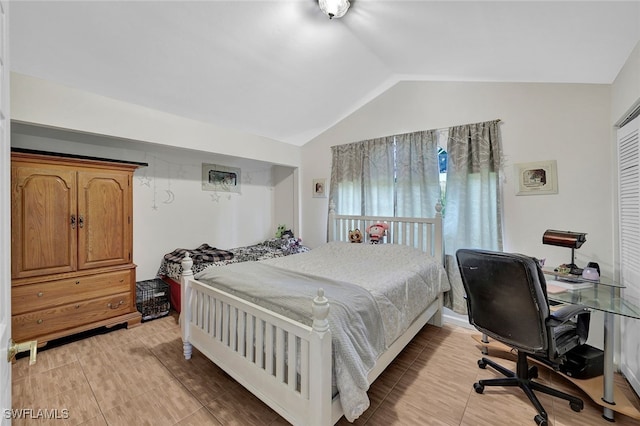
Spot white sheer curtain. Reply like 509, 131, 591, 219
443, 120, 504, 314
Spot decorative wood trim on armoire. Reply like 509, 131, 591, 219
10, 149, 148, 346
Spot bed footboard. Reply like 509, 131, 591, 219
180, 253, 335, 426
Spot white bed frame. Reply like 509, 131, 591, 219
180, 202, 444, 425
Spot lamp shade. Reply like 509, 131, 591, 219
542, 230, 587, 249
319, 0, 350, 19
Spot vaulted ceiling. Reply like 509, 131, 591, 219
9, 1, 640, 146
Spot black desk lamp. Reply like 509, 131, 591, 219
542, 229, 587, 275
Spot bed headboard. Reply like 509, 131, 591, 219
328, 200, 444, 264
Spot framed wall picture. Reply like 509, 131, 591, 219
515, 160, 558, 196
312, 178, 327, 198
202, 164, 241, 193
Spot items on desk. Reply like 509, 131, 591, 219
581, 265, 600, 281
586, 261, 600, 274
542, 229, 587, 275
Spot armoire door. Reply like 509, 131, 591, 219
11, 163, 77, 278
77, 169, 132, 270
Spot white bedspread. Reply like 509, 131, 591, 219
261, 242, 451, 345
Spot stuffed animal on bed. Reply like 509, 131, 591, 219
282, 236, 305, 255
349, 229, 363, 243
281, 229, 294, 239
366, 222, 389, 244
275, 224, 287, 238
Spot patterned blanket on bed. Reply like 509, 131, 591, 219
156, 238, 310, 280
163, 243, 234, 263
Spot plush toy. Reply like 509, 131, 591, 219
275, 224, 287, 238
282, 236, 303, 254
366, 222, 389, 244
348, 229, 363, 243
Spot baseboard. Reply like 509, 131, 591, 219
621, 362, 640, 398
621, 315, 640, 397
442, 307, 473, 330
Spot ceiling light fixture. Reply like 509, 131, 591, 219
318, 0, 350, 19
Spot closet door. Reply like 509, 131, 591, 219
618, 114, 640, 299
11, 163, 77, 278
77, 169, 132, 270
617, 113, 640, 396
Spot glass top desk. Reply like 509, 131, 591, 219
543, 269, 640, 421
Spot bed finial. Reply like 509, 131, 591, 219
312, 288, 330, 332
181, 251, 193, 273
435, 200, 443, 217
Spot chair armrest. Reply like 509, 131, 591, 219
547, 304, 590, 327
548, 304, 591, 352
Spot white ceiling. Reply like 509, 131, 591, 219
9, 1, 640, 146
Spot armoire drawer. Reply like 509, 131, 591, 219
11, 292, 133, 342
12, 269, 133, 315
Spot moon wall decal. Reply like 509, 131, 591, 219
163, 190, 175, 204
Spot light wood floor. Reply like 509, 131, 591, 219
11, 312, 640, 425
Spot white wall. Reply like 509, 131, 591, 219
302, 81, 614, 274
10, 73, 302, 168
273, 165, 299, 234
612, 41, 640, 126
11, 126, 293, 281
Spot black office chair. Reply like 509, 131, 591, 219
456, 249, 591, 426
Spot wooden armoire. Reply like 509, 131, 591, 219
10, 149, 146, 346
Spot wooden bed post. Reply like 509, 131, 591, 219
309, 288, 333, 426
181, 252, 194, 360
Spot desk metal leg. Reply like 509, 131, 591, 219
603, 311, 615, 421
481, 333, 489, 355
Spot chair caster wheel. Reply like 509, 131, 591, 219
477, 359, 487, 369
473, 382, 484, 394
528, 365, 538, 379
570, 401, 583, 412
534, 414, 548, 426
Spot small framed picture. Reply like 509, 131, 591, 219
515, 160, 558, 196
312, 178, 327, 198
202, 164, 241, 193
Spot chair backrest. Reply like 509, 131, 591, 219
456, 249, 551, 354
